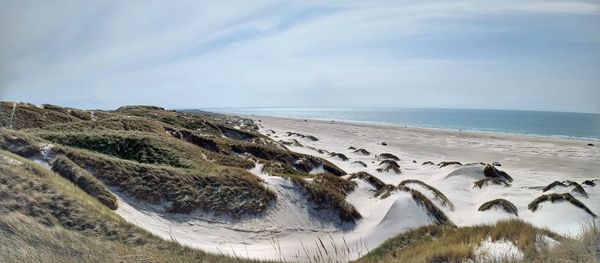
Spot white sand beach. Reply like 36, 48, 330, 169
116, 115, 600, 262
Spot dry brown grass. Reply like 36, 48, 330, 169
355, 219, 564, 263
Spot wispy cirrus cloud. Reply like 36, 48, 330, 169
1, 0, 599, 112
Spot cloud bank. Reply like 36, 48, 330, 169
1, 0, 599, 112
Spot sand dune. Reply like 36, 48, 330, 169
115, 115, 600, 261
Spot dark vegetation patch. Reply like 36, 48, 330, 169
329, 152, 349, 161
348, 172, 386, 191
352, 160, 367, 167
543, 181, 588, 198
41, 116, 168, 134
478, 199, 518, 216
398, 180, 454, 210
378, 153, 399, 161
377, 160, 401, 174
528, 193, 596, 218
286, 132, 319, 141
353, 148, 370, 155
473, 178, 511, 189
0, 128, 42, 158
421, 161, 435, 166
396, 186, 452, 226
483, 164, 513, 182
51, 155, 118, 210
279, 139, 303, 147
348, 146, 357, 150
582, 179, 597, 186
38, 132, 191, 168
290, 175, 361, 222
438, 161, 462, 168
57, 147, 276, 217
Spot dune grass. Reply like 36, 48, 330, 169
351, 160, 367, 167
378, 153, 399, 161
329, 152, 349, 161
543, 180, 588, 198
0, 128, 42, 157
437, 161, 462, 168
483, 164, 513, 182
398, 180, 455, 210
290, 175, 361, 222
51, 155, 118, 210
376, 160, 401, 174
421, 161, 435, 166
0, 151, 265, 263
348, 172, 387, 191
473, 178, 511, 188
355, 219, 565, 263
478, 198, 518, 216
528, 193, 596, 218
353, 148, 370, 155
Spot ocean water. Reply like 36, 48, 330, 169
211, 108, 600, 140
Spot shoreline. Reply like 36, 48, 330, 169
232, 113, 599, 144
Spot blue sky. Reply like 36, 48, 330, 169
1, 1, 599, 113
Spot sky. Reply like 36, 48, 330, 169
0, 1, 599, 113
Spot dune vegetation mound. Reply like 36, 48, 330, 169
51, 155, 118, 210
377, 160, 401, 174
473, 178, 511, 189
438, 161, 462, 168
378, 153, 399, 161
349, 171, 386, 191
483, 164, 513, 182
0, 102, 353, 221
329, 152, 349, 161
478, 199, 518, 216
543, 181, 588, 198
398, 180, 455, 210
528, 193, 596, 218
353, 148, 370, 155
357, 219, 568, 263
291, 174, 361, 222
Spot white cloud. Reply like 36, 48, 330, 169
1, 0, 599, 112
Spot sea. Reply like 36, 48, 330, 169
210, 108, 600, 140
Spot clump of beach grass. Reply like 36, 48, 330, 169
376, 160, 401, 174
353, 148, 370, 155
378, 153, 399, 161
528, 193, 596, 218
473, 178, 511, 189
329, 152, 349, 161
543, 181, 588, 198
398, 180, 455, 210
483, 164, 513, 182
438, 161, 462, 168
478, 198, 518, 216
348, 172, 386, 191
290, 176, 361, 222
421, 161, 435, 166
351, 161, 367, 167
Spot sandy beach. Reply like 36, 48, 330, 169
116, 115, 600, 262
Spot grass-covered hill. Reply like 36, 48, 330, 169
0, 102, 349, 218
1, 101, 597, 263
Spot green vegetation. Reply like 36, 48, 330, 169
543, 180, 588, 198
478, 199, 518, 216
51, 155, 118, 210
